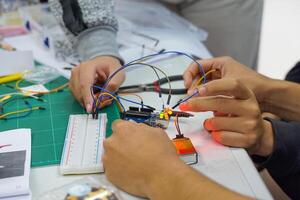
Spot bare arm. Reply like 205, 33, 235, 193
147, 156, 249, 200
49, 0, 120, 61
49, 0, 124, 111
103, 120, 251, 200
259, 79, 300, 121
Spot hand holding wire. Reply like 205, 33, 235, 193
68, 56, 124, 113
92, 51, 208, 117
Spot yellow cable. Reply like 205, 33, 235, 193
196, 69, 217, 86
0, 106, 41, 119
0, 95, 12, 103
119, 93, 144, 103
0, 73, 23, 84
15, 79, 68, 95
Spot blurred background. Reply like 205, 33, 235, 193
258, 0, 300, 80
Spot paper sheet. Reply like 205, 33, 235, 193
0, 129, 31, 199
4, 35, 70, 79
0, 51, 34, 77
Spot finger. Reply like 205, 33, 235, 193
106, 71, 125, 92
95, 67, 108, 84
180, 96, 250, 116
105, 65, 125, 92
99, 99, 113, 108
111, 119, 124, 133
183, 61, 209, 89
183, 62, 201, 89
70, 67, 84, 107
70, 88, 84, 107
78, 65, 97, 112
183, 58, 224, 88
102, 154, 108, 171
197, 78, 252, 100
204, 117, 255, 134
213, 111, 228, 117
111, 119, 132, 133
211, 131, 250, 148
103, 138, 111, 152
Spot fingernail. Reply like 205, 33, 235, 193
211, 131, 221, 143
188, 88, 198, 96
198, 86, 206, 96
86, 103, 92, 113
179, 102, 190, 111
203, 119, 213, 130
183, 79, 188, 88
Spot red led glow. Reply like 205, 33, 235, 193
172, 137, 197, 155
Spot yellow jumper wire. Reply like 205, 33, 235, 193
196, 69, 217, 86
0, 106, 42, 119
15, 79, 68, 95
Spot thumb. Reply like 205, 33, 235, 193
106, 71, 125, 92
83, 86, 94, 113
79, 67, 97, 113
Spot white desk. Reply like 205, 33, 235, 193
28, 56, 272, 199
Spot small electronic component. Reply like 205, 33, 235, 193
172, 113, 198, 165
120, 107, 194, 129
65, 185, 119, 200
37, 177, 121, 200
120, 107, 169, 129
172, 135, 198, 165
160, 107, 173, 120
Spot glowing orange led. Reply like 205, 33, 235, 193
172, 137, 197, 155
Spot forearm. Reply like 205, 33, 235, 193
49, 0, 121, 61
258, 79, 300, 121
75, 26, 120, 61
147, 158, 250, 200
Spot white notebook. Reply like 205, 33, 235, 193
0, 129, 31, 200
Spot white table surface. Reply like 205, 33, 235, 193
28, 56, 272, 200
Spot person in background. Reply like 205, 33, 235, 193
48, 0, 263, 112
103, 57, 300, 199
164, 0, 263, 68
48, 0, 300, 198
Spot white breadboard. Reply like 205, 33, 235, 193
60, 114, 107, 175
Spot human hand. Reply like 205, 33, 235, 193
69, 56, 125, 112
183, 57, 269, 104
179, 78, 274, 156
103, 120, 181, 197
